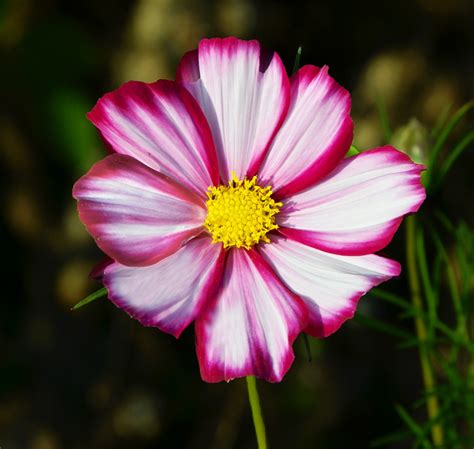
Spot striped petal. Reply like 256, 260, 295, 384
87, 79, 218, 197
260, 237, 400, 337
195, 249, 307, 382
103, 236, 225, 338
258, 65, 353, 196
177, 37, 290, 182
278, 147, 426, 256
73, 154, 206, 266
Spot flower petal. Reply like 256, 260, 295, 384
87, 79, 219, 197
195, 249, 307, 382
73, 154, 206, 266
103, 236, 225, 338
278, 147, 426, 255
259, 236, 400, 337
258, 65, 353, 196
177, 37, 290, 182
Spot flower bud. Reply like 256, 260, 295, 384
391, 118, 429, 165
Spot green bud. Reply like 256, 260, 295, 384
391, 118, 429, 165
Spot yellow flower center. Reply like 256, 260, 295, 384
204, 173, 282, 249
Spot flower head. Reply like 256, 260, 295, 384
73, 37, 426, 382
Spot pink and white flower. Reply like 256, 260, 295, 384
73, 37, 425, 382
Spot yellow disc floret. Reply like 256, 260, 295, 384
204, 172, 283, 249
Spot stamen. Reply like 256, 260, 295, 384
204, 172, 282, 249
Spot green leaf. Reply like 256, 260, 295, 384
346, 145, 361, 157
433, 209, 456, 233
431, 252, 443, 299
394, 404, 431, 449
71, 287, 107, 310
437, 130, 474, 185
369, 288, 412, 310
429, 226, 469, 344
397, 336, 442, 351
430, 102, 452, 140
291, 45, 302, 74
415, 226, 437, 336
426, 100, 474, 184
434, 355, 464, 390
454, 222, 474, 295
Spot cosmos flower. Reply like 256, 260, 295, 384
73, 37, 425, 382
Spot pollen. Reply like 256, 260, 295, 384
204, 172, 283, 249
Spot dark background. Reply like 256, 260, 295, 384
1, 0, 473, 448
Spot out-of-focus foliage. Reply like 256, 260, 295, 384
1, 0, 473, 448
356, 103, 474, 448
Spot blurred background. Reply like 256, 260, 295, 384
1, 0, 473, 448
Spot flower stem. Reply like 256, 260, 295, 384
406, 216, 444, 447
246, 376, 267, 449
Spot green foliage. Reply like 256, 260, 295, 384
346, 145, 361, 157
426, 100, 474, 188
71, 287, 107, 310
292, 45, 303, 75
359, 100, 474, 448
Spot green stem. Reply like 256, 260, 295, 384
246, 376, 267, 449
406, 216, 444, 447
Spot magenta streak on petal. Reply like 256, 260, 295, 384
103, 236, 225, 338
278, 146, 426, 256
258, 65, 353, 197
195, 248, 307, 383
259, 236, 401, 337
87, 79, 219, 198
279, 218, 404, 256
176, 37, 291, 183
275, 114, 353, 198
73, 154, 206, 267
